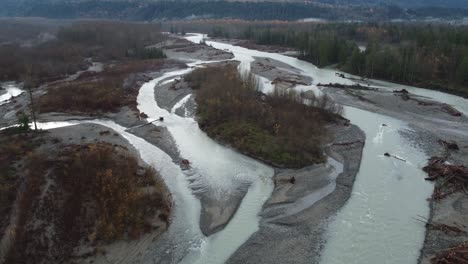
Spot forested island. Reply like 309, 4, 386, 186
186, 64, 342, 168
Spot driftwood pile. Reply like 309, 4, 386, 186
423, 156, 468, 200
318, 82, 377, 91
431, 241, 468, 264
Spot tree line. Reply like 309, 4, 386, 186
174, 21, 468, 96
2, 0, 468, 22
0, 21, 166, 84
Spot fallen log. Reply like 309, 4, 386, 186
139, 112, 149, 119
317, 82, 377, 91
393, 89, 409, 94
393, 89, 410, 100
125, 117, 164, 131
441, 104, 462, 117
384, 152, 407, 162
331, 140, 364, 147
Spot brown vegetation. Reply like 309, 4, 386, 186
57, 21, 165, 61
431, 241, 468, 264
0, 21, 165, 84
423, 156, 468, 201
5, 142, 170, 264
39, 59, 170, 113
39, 78, 124, 113
0, 132, 45, 237
187, 65, 342, 168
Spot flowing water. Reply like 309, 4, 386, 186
184, 34, 468, 264
321, 107, 433, 264
0, 83, 23, 106
3, 33, 467, 264
136, 61, 275, 264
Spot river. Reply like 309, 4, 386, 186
184, 33, 467, 264
4, 33, 467, 264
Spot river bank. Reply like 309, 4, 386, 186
195, 55, 364, 263
1, 29, 467, 264
184, 34, 468, 263
0, 34, 236, 263
151, 62, 252, 237
0, 122, 172, 263
322, 84, 468, 263
227, 120, 364, 264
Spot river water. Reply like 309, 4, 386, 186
184, 34, 467, 264
0, 83, 23, 106
136, 62, 274, 264
3, 34, 467, 264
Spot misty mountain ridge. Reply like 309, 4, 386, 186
1, 0, 468, 8
0, 0, 467, 21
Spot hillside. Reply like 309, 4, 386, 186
0, 0, 467, 21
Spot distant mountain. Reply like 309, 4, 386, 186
0, 0, 467, 21
2, 0, 468, 8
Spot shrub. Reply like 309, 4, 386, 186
17, 114, 30, 132
187, 65, 341, 167
140, 48, 166, 59
0, 21, 165, 83
0, 133, 44, 237
5, 142, 170, 263
39, 78, 123, 113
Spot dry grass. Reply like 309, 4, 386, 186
431, 241, 468, 264
0, 21, 165, 83
0, 132, 45, 237
39, 59, 168, 113
39, 78, 124, 113
5, 142, 170, 263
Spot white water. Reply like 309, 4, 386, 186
0, 83, 23, 106
184, 34, 468, 264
